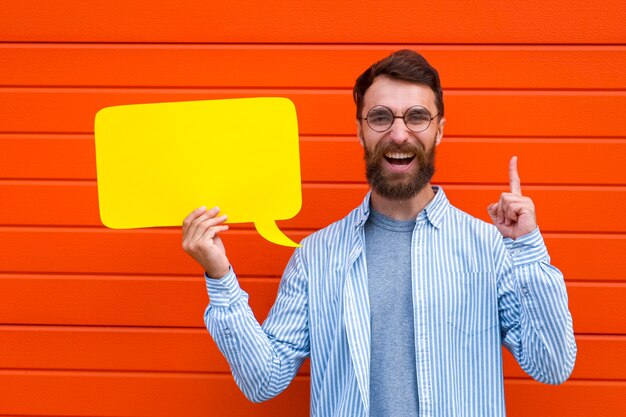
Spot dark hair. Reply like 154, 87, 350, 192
353, 49, 444, 120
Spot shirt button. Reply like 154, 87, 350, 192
521, 286, 528, 295
224, 328, 231, 335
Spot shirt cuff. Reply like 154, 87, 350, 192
503, 227, 549, 267
205, 268, 244, 308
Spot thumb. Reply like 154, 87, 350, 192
487, 203, 498, 223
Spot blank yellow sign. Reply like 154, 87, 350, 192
94, 97, 302, 247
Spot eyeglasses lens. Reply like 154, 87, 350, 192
365, 106, 433, 132
404, 107, 432, 131
366, 107, 394, 131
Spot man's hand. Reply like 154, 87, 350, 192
182, 206, 230, 278
487, 156, 537, 239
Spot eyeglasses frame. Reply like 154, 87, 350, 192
361, 105, 439, 133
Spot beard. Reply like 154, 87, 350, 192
364, 139, 436, 201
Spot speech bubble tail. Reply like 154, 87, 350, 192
254, 220, 301, 248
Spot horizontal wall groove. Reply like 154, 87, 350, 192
0, 369, 623, 384
0, 369, 233, 378
1, 226, 625, 237
0, 225, 316, 233
3, 132, 626, 140
0, 324, 621, 338
574, 334, 626, 340
0, 367, 619, 383
0, 323, 206, 331
3, 179, 626, 189
3, 86, 626, 94
2, 225, 626, 236
2, 43, 626, 50
4, 133, 626, 142
0, 177, 95, 182
0, 271, 281, 279
0, 371, 310, 383
0, 271, 619, 283
0, 269, 281, 280
0, 415, 118, 417
3, 84, 626, 93
502, 376, 626, 383
442, 135, 626, 140
0, 368, 233, 376
2, 41, 626, 47
0, 271, 202, 279
0, 130, 92, 135
0, 415, 123, 417
0, 324, 208, 332
568, 282, 626, 288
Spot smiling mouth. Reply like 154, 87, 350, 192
384, 151, 416, 166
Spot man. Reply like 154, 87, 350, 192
182, 50, 576, 416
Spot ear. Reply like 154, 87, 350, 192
356, 119, 365, 147
435, 117, 445, 146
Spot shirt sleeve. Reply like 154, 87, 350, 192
497, 227, 577, 384
203, 248, 310, 402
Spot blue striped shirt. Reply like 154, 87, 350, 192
204, 187, 577, 416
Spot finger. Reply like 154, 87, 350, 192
487, 203, 498, 223
504, 205, 519, 226
199, 224, 230, 244
497, 192, 520, 224
183, 206, 221, 232
213, 224, 229, 234
184, 206, 224, 239
506, 202, 522, 221
185, 212, 210, 243
183, 212, 211, 244
182, 206, 207, 234
196, 225, 229, 255
496, 194, 507, 224
205, 206, 221, 218
496, 194, 509, 225
188, 214, 228, 243
201, 213, 228, 229
509, 156, 522, 196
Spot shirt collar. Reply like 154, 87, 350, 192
423, 186, 448, 229
354, 192, 372, 227
353, 186, 449, 229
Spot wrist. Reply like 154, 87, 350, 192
205, 265, 230, 279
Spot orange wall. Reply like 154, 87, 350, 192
1, 1, 625, 416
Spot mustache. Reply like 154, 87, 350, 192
365, 140, 426, 162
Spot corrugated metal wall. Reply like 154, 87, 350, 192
1, 1, 625, 416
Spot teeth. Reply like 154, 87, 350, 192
385, 152, 415, 159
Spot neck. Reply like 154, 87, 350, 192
370, 185, 436, 221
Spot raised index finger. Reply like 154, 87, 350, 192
509, 156, 522, 195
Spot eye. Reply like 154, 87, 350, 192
405, 109, 431, 124
367, 109, 393, 125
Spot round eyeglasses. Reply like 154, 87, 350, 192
362, 105, 438, 133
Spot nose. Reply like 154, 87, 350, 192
388, 117, 410, 143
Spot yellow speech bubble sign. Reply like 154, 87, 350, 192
94, 98, 302, 247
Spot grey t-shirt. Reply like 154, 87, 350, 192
365, 208, 419, 416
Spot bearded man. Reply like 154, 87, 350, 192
182, 50, 576, 416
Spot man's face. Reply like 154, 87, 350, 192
357, 76, 445, 200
